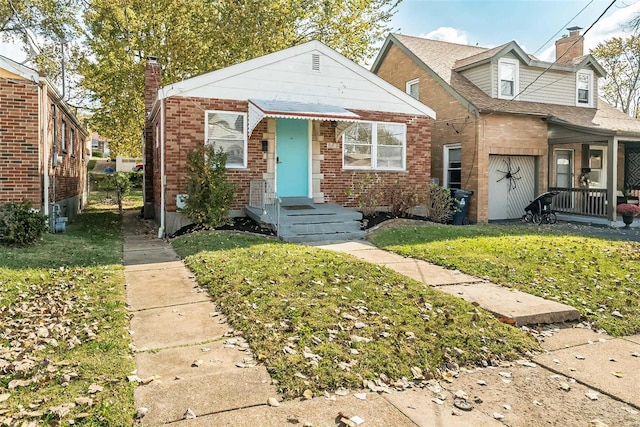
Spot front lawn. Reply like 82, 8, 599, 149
172, 232, 538, 399
369, 225, 640, 336
0, 209, 134, 426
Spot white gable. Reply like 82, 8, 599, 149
159, 41, 435, 118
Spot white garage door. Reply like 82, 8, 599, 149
488, 155, 536, 220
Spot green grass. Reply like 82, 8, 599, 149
172, 232, 538, 399
369, 224, 640, 336
0, 206, 134, 425
87, 189, 143, 212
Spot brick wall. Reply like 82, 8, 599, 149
375, 44, 480, 219
0, 76, 87, 214
151, 96, 431, 215
319, 110, 431, 206
50, 100, 87, 209
0, 78, 41, 205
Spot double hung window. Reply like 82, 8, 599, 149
343, 122, 406, 170
205, 111, 247, 168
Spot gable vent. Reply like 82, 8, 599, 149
312, 54, 320, 71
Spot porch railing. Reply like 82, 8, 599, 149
249, 179, 280, 237
549, 187, 608, 217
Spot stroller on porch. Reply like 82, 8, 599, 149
522, 191, 559, 224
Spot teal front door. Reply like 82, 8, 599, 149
276, 118, 309, 197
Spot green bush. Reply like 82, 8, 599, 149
0, 201, 48, 246
386, 182, 426, 218
102, 172, 132, 212
128, 171, 143, 188
183, 143, 235, 228
345, 173, 384, 216
87, 159, 97, 171
91, 150, 104, 158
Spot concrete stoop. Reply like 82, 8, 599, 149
245, 198, 366, 243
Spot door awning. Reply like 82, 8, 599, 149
248, 99, 360, 135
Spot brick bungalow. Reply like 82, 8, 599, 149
0, 55, 89, 223
143, 41, 435, 239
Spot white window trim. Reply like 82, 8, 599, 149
204, 110, 248, 169
588, 146, 607, 189
576, 70, 594, 107
342, 121, 406, 171
443, 143, 462, 188
554, 148, 574, 188
406, 78, 419, 100
497, 58, 519, 100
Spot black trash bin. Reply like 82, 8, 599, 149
451, 189, 473, 225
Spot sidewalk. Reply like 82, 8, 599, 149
123, 211, 640, 426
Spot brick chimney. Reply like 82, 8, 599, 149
144, 56, 161, 115
555, 27, 584, 63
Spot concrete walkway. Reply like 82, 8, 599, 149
314, 241, 580, 326
123, 212, 640, 426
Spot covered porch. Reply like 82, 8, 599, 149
547, 118, 640, 226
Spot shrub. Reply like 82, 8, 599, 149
345, 173, 384, 216
386, 182, 426, 218
617, 203, 640, 217
128, 171, 143, 188
425, 183, 455, 224
91, 150, 104, 158
102, 172, 131, 212
87, 159, 97, 171
0, 201, 48, 246
183, 143, 236, 228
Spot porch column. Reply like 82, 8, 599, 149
606, 136, 618, 224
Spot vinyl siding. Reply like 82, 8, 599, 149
460, 63, 491, 95
173, 49, 426, 116
518, 67, 575, 105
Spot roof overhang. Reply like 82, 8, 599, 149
248, 99, 361, 135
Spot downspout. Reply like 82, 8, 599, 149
51, 103, 58, 231
158, 98, 166, 238
41, 83, 49, 216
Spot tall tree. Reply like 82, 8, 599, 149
592, 35, 640, 118
0, 0, 81, 79
79, 0, 400, 156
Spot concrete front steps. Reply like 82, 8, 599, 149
245, 198, 366, 243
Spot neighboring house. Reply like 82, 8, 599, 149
0, 55, 89, 223
372, 29, 640, 225
90, 132, 109, 157
143, 41, 435, 239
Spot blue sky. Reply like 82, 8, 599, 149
1, 0, 639, 65
390, 0, 640, 61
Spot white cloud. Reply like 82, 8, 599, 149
420, 27, 469, 44
538, 0, 640, 61
585, 0, 640, 51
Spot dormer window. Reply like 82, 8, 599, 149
498, 58, 519, 99
576, 70, 593, 107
